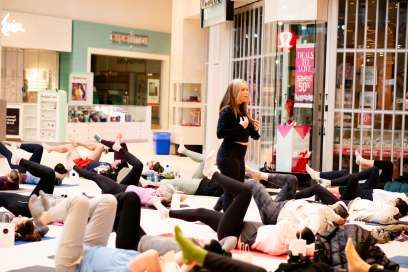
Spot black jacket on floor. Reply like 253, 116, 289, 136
314, 224, 399, 272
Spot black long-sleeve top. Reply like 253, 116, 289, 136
217, 106, 260, 143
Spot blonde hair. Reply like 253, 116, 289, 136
219, 78, 248, 117
157, 184, 176, 203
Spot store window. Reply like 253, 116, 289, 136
91, 54, 162, 128
334, 0, 408, 175
1, 48, 59, 102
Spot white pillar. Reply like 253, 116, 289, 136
0, 0, 5, 141
322, 0, 338, 171
204, 21, 233, 152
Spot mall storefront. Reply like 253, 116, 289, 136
206, 0, 408, 176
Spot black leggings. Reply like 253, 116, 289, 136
74, 148, 143, 194
0, 159, 56, 216
170, 172, 252, 240
20, 158, 55, 196
113, 191, 145, 250
322, 160, 393, 190
295, 184, 339, 205
203, 251, 266, 272
195, 178, 224, 196
0, 143, 43, 173
215, 141, 247, 211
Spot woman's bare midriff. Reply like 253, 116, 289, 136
234, 141, 248, 146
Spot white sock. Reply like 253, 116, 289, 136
355, 150, 362, 165
177, 142, 186, 154
306, 164, 320, 180
203, 150, 218, 179
318, 178, 331, 188
152, 198, 169, 219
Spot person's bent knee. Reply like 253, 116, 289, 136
99, 194, 118, 208
122, 191, 141, 206
70, 195, 90, 211
287, 175, 298, 190
240, 186, 252, 200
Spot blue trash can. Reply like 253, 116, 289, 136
153, 132, 171, 155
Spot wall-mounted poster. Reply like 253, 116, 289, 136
6, 105, 22, 138
147, 79, 160, 104
69, 72, 93, 105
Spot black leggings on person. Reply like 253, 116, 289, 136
20, 158, 55, 196
321, 160, 393, 190
169, 172, 252, 240
74, 148, 143, 194
0, 159, 56, 216
215, 141, 247, 211
294, 174, 373, 203
295, 184, 339, 205
0, 143, 43, 173
203, 251, 266, 272
113, 191, 145, 250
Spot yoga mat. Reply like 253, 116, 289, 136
7, 265, 54, 272
15, 236, 55, 246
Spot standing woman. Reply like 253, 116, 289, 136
215, 79, 260, 211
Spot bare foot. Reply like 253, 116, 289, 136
345, 238, 371, 272
43, 143, 53, 153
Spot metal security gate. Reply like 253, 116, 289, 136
331, 0, 408, 175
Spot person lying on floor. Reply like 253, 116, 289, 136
154, 160, 319, 256
0, 142, 68, 188
157, 141, 224, 196
28, 191, 272, 272
306, 151, 394, 191
43, 139, 126, 180
243, 164, 348, 235
72, 141, 178, 208
248, 162, 408, 224
0, 153, 58, 241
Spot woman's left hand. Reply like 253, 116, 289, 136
253, 119, 260, 131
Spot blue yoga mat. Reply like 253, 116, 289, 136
15, 236, 55, 245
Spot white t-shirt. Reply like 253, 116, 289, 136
372, 189, 408, 203
277, 200, 342, 235
251, 220, 297, 255
348, 198, 399, 224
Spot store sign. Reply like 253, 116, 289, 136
295, 44, 315, 104
201, 0, 233, 28
110, 32, 149, 47
6, 106, 21, 138
1, 11, 72, 52
1, 13, 25, 36
278, 31, 296, 51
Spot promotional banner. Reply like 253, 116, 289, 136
69, 73, 94, 105
295, 44, 315, 104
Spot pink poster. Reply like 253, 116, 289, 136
295, 44, 315, 104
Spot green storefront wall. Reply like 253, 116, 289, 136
59, 20, 171, 92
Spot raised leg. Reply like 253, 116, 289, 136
74, 166, 125, 194
19, 159, 55, 196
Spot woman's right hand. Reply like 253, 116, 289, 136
239, 116, 249, 128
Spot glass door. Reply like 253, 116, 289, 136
262, 21, 327, 171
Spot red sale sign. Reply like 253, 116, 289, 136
295, 44, 315, 104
